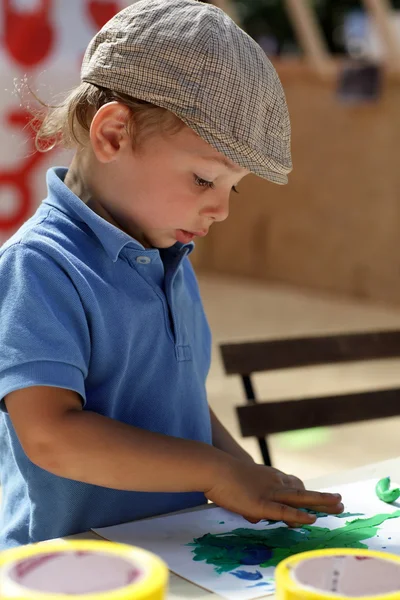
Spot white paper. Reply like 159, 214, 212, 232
94, 479, 400, 600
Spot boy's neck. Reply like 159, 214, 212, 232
64, 152, 148, 245
64, 153, 112, 223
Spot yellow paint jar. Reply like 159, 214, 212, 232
0, 540, 168, 600
275, 548, 400, 600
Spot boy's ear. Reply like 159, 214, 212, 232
89, 102, 132, 163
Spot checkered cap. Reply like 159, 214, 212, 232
81, 0, 292, 184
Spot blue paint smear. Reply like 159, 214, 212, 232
246, 582, 273, 589
239, 546, 273, 565
231, 570, 263, 581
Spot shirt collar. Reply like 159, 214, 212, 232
43, 167, 194, 262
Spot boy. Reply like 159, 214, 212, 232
0, 0, 343, 548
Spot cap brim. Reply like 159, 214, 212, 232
179, 117, 291, 185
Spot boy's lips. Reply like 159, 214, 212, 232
175, 229, 208, 243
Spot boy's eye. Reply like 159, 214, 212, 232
194, 175, 239, 194
194, 175, 215, 189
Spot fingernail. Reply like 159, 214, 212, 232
333, 494, 342, 499
307, 514, 316, 522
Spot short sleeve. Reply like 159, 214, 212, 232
0, 243, 90, 409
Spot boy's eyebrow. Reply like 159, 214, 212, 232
201, 155, 243, 173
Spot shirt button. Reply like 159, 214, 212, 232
136, 256, 151, 265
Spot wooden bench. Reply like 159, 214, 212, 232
220, 330, 400, 465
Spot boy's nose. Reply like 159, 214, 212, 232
201, 194, 230, 223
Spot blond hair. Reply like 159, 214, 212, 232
33, 82, 183, 152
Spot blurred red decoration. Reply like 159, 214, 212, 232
1, 1, 121, 236
0, 109, 52, 231
87, 1, 119, 30
4, 0, 54, 67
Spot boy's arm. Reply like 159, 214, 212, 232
5, 387, 225, 493
5, 386, 344, 525
209, 407, 255, 463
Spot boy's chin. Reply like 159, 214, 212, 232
146, 229, 194, 249
148, 233, 178, 249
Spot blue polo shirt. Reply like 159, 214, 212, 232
0, 167, 212, 548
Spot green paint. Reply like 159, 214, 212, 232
219, 521, 225, 525
328, 511, 364, 519
264, 509, 363, 525
189, 510, 400, 574
301, 510, 364, 519
376, 477, 400, 504
260, 510, 400, 567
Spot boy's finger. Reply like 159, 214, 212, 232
244, 516, 261, 524
260, 502, 317, 525
312, 503, 344, 515
285, 503, 344, 527
271, 488, 342, 508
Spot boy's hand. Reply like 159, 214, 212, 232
205, 460, 343, 527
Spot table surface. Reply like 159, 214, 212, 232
61, 457, 400, 600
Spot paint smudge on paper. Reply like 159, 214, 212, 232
263, 510, 363, 526
246, 581, 274, 589
231, 570, 262, 581
189, 511, 400, 574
